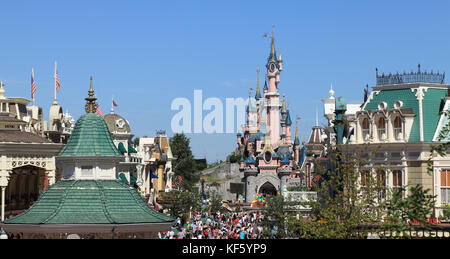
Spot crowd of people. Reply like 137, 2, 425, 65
158, 211, 267, 239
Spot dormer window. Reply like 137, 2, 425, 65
362, 118, 370, 141
378, 102, 387, 110
377, 117, 386, 141
394, 116, 402, 140
394, 100, 403, 109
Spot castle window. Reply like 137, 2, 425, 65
394, 116, 402, 140
362, 118, 370, 141
377, 117, 386, 141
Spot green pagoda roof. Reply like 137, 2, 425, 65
59, 113, 122, 157
3, 180, 174, 225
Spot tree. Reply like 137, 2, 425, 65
286, 145, 388, 238
383, 184, 436, 237
170, 133, 199, 191
158, 190, 201, 224
207, 190, 223, 213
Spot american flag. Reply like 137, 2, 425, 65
112, 99, 118, 107
96, 103, 104, 118
31, 68, 36, 98
55, 68, 60, 92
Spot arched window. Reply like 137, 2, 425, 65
394, 116, 402, 140
377, 117, 386, 140
362, 118, 370, 141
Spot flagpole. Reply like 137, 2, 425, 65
31, 68, 35, 106
54, 61, 57, 103
111, 95, 114, 113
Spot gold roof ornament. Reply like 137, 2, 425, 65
85, 76, 98, 113
295, 116, 300, 139
263, 130, 273, 153
263, 25, 277, 63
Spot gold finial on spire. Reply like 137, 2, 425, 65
295, 116, 300, 139
282, 94, 286, 111
85, 76, 98, 113
270, 25, 276, 60
255, 67, 261, 98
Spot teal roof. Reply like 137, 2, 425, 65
118, 142, 127, 154
128, 143, 137, 153
246, 154, 256, 164
364, 88, 447, 142
3, 180, 174, 225
285, 110, 292, 125
59, 113, 122, 157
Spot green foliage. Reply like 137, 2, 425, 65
170, 133, 199, 191
442, 205, 450, 221
158, 190, 201, 220
427, 110, 450, 175
229, 153, 242, 164
261, 196, 291, 239
286, 184, 308, 192
194, 159, 208, 172
207, 190, 223, 212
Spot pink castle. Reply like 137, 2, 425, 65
237, 31, 301, 202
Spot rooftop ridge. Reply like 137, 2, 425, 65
42, 180, 78, 224
94, 180, 115, 223
376, 65, 445, 86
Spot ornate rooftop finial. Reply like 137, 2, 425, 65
418, 63, 421, 73
85, 76, 98, 113
329, 83, 335, 99
316, 107, 319, 127
295, 116, 300, 139
0, 82, 5, 99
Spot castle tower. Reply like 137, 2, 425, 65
294, 116, 300, 163
255, 68, 261, 126
265, 28, 281, 146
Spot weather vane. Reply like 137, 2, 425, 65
263, 25, 275, 39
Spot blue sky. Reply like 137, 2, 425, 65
1, 1, 450, 163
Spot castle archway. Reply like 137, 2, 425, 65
258, 182, 277, 197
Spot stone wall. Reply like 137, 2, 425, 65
198, 162, 244, 201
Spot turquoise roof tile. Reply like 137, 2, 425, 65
3, 180, 174, 225
364, 88, 447, 142
59, 113, 121, 157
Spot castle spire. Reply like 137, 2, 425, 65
269, 25, 276, 62
85, 76, 98, 113
263, 75, 268, 92
294, 116, 300, 146
255, 67, 261, 99
316, 106, 319, 126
